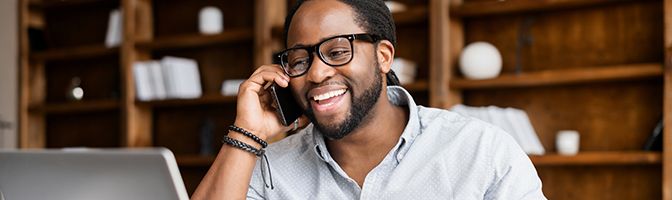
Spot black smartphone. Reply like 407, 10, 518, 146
267, 83, 303, 126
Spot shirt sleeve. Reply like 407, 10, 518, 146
483, 127, 547, 200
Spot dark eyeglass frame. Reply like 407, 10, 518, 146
275, 33, 381, 77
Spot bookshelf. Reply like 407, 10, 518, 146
18, 0, 285, 195
17, 0, 672, 198
444, 0, 671, 199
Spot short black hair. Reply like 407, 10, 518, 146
284, 0, 397, 47
283, 0, 401, 86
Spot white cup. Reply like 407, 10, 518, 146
556, 130, 580, 155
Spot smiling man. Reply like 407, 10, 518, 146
192, 0, 546, 199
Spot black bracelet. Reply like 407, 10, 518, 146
222, 136, 265, 157
228, 125, 268, 148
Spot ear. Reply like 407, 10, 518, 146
376, 40, 395, 74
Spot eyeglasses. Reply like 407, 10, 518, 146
275, 33, 381, 77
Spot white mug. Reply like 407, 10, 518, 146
556, 130, 580, 155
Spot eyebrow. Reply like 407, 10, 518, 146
288, 34, 342, 49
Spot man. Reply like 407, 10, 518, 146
192, 0, 546, 199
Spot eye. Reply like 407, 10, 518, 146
289, 58, 309, 69
327, 49, 351, 60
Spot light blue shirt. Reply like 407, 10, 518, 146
248, 86, 546, 199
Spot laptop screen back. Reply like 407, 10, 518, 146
0, 148, 188, 200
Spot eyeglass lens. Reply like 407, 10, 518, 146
282, 36, 353, 76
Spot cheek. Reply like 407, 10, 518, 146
289, 80, 309, 106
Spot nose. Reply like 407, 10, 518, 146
305, 54, 336, 84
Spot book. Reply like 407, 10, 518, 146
643, 118, 663, 151
132, 62, 153, 101
451, 104, 546, 155
105, 9, 122, 48
160, 56, 202, 99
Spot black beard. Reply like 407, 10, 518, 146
305, 68, 383, 140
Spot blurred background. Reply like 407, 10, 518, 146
2, 0, 671, 199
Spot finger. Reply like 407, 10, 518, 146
251, 64, 285, 77
242, 71, 290, 93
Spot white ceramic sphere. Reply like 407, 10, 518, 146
459, 42, 502, 80
199, 6, 223, 35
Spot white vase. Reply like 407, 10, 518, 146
199, 6, 223, 35
459, 42, 502, 80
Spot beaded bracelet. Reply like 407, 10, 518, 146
221, 136, 265, 157
228, 125, 268, 148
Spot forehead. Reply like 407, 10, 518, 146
287, 0, 365, 48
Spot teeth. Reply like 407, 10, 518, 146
313, 89, 346, 101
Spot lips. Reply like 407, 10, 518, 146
308, 85, 349, 113
312, 89, 347, 103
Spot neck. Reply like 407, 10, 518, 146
326, 86, 408, 172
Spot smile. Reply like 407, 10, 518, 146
312, 89, 347, 103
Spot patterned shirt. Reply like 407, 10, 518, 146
247, 86, 546, 199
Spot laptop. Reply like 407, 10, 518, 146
0, 148, 189, 200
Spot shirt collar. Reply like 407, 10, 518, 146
312, 86, 422, 163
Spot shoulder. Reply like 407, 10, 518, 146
416, 105, 507, 142
264, 124, 316, 161
414, 105, 523, 164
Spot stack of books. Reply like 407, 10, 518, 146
133, 56, 202, 101
451, 104, 546, 155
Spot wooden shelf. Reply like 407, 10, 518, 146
451, 0, 636, 17
450, 63, 663, 90
530, 151, 662, 166
402, 80, 429, 92
30, 45, 118, 61
175, 155, 215, 167
136, 94, 237, 108
393, 6, 428, 26
271, 6, 428, 38
29, 0, 115, 7
136, 29, 253, 51
28, 99, 119, 114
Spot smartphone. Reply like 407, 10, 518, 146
267, 84, 303, 126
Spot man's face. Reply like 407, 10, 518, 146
287, 0, 383, 139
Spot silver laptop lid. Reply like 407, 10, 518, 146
0, 148, 188, 200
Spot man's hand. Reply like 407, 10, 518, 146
234, 64, 295, 141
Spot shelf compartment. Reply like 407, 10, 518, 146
451, 0, 638, 17
137, 94, 237, 108
29, 0, 117, 8
46, 110, 121, 148
451, 63, 662, 90
30, 45, 118, 61
136, 29, 253, 50
530, 151, 661, 166
402, 80, 429, 92
29, 99, 119, 114
176, 155, 216, 167
393, 6, 428, 26
271, 6, 428, 38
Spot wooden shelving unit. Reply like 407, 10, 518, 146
135, 29, 253, 50
444, 0, 671, 199
28, 100, 119, 114
451, 0, 637, 17
136, 94, 236, 108
450, 63, 663, 89
393, 6, 428, 25
17, 0, 672, 198
30, 45, 118, 61
530, 151, 662, 166
175, 155, 216, 167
